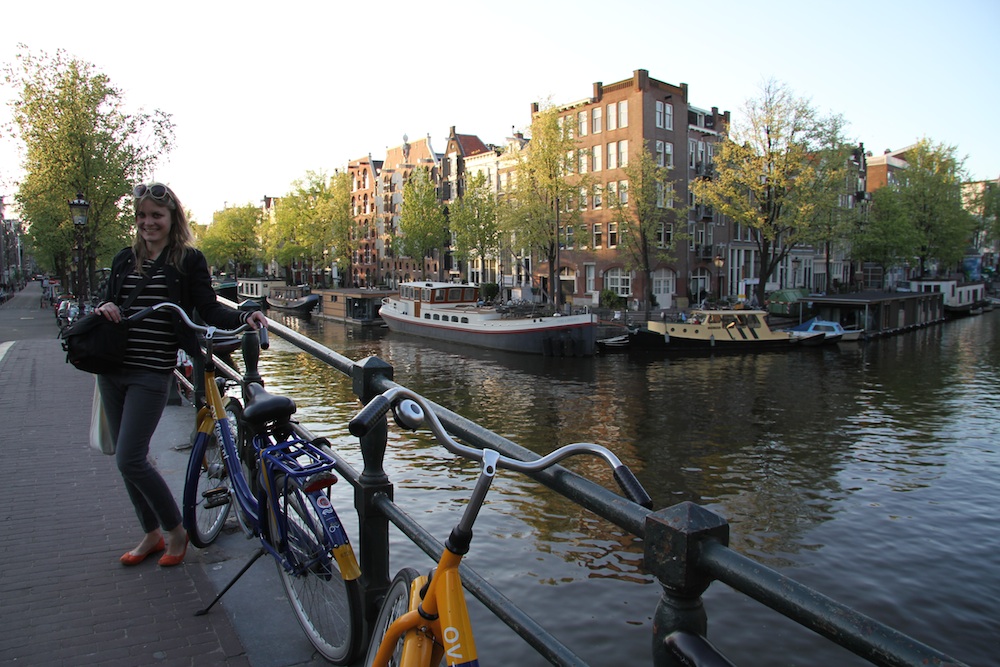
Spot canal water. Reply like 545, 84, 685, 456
252, 310, 998, 666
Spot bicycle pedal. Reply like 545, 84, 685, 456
202, 487, 231, 508
303, 472, 338, 493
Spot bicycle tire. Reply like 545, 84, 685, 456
363, 567, 422, 667
184, 398, 241, 548
269, 483, 363, 664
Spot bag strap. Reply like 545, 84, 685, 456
119, 250, 169, 311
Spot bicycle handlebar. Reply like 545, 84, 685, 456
127, 301, 269, 349
349, 387, 652, 509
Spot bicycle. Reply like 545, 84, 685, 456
129, 302, 364, 664
348, 386, 653, 667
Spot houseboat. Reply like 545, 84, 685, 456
314, 288, 396, 325
266, 285, 320, 316
379, 281, 598, 356
629, 307, 823, 352
898, 279, 988, 317
237, 278, 283, 302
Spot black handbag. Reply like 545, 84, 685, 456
61, 252, 167, 374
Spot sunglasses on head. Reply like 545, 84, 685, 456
133, 183, 170, 202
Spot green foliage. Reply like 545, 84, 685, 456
599, 289, 624, 309
201, 204, 263, 276
480, 282, 499, 301
692, 80, 842, 304
3, 45, 174, 283
398, 166, 448, 276
506, 104, 586, 304
612, 148, 677, 308
450, 171, 501, 267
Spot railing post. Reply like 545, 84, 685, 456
644, 501, 729, 667
351, 356, 395, 628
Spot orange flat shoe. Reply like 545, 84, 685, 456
120, 536, 166, 566
158, 536, 188, 568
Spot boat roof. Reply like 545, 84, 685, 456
401, 281, 478, 289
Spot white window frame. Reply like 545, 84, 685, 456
605, 267, 631, 297
592, 145, 602, 172
585, 264, 596, 292
618, 101, 628, 128
655, 101, 664, 129
607, 103, 617, 131
592, 106, 602, 134
578, 110, 588, 137
607, 142, 617, 170
665, 103, 673, 130
618, 140, 628, 167
608, 222, 618, 248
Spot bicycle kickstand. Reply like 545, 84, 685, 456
194, 547, 267, 616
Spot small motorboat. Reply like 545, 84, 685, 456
785, 317, 863, 343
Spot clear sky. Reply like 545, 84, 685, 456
2, 0, 998, 225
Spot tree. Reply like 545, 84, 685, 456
449, 171, 501, 282
320, 170, 355, 285
397, 166, 448, 279
609, 147, 677, 310
507, 104, 585, 305
3, 46, 173, 289
691, 80, 843, 305
892, 139, 975, 276
266, 171, 339, 284
852, 185, 922, 284
201, 204, 263, 277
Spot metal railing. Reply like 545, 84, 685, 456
210, 308, 967, 667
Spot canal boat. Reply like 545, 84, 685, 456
266, 284, 320, 316
628, 307, 823, 352
379, 281, 598, 356
783, 317, 863, 343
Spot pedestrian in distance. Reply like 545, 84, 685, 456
93, 182, 267, 567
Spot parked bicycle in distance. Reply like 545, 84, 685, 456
127, 302, 365, 664
348, 386, 653, 667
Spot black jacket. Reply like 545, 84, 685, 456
104, 247, 247, 357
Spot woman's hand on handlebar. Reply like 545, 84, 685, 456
245, 310, 268, 331
94, 302, 123, 323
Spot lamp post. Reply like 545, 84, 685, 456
68, 193, 90, 311
791, 257, 801, 288
713, 254, 725, 303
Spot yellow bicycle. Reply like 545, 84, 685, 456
349, 387, 652, 667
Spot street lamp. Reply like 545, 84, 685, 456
68, 193, 90, 310
713, 254, 725, 303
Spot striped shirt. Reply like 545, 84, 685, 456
120, 259, 178, 372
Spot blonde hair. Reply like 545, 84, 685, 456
132, 182, 194, 270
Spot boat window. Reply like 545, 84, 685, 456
421, 288, 431, 302
448, 288, 463, 302
744, 314, 761, 327
433, 314, 440, 320
424, 313, 431, 319
451, 316, 459, 322
721, 314, 738, 327
465, 288, 477, 301
461, 317, 469, 323
708, 314, 721, 324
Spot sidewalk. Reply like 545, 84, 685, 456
0, 284, 332, 666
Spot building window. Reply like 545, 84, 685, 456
593, 223, 603, 248
656, 140, 665, 167
689, 139, 697, 168
566, 150, 575, 174
656, 101, 664, 129
579, 186, 587, 210
618, 101, 628, 128
585, 264, 596, 292
665, 103, 673, 130
578, 110, 588, 137
607, 142, 617, 170
592, 145, 602, 171
606, 181, 617, 207
664, 142, 673, 168
656, 222, 673, 247
578, 150, 587, 174
566, 224, 574, 248
605, 267, 630, 297
607, 103, 617, 131
618, 180, 628, 205
618, 140, 628, 167
593, 184, 603, 209
608, 222, 618, 247
592, 106, 602, 134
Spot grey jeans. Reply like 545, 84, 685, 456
98, 368, 179, 534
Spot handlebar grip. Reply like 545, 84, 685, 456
127, 306, 155, 323
613, 465, 653, 509
258, 326, 269, 350
348, 395, 392, 438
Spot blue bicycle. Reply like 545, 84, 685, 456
130, 302, 364, 664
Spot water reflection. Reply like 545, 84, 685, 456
245, 311, 998, 666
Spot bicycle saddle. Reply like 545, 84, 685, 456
242, 382, 297, 426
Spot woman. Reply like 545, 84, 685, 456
95, 182, 267, 567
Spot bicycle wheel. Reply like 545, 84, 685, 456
363, 567, 422, 667
269, 483, 363, 664
185, 399, 241, 547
